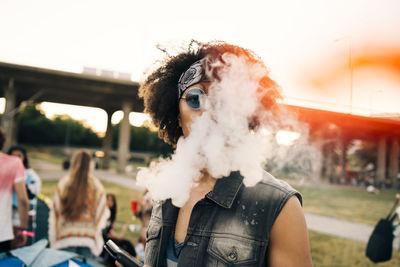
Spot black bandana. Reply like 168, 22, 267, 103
177, 60, 207, 100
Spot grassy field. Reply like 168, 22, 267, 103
294, 183, 400, 266
27, 145, 148, 172
27, 146, 66, 166
294, 184, 398, 225
309, 230, 400, 266
41, 180, 400, 266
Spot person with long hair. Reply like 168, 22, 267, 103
117, 41, 312, 267
49, 150, 109, 258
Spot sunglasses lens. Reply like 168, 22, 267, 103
185, 88, 205, 109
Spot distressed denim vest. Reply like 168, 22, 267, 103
144, 171, 302, 267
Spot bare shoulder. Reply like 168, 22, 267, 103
268, 196, 313, 267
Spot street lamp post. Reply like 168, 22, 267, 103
349, 38, 353, 114
334, 36, 353, 114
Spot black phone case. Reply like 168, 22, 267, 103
104, 239, 143, 267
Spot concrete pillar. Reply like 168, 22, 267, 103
376, 136, 387, 186
117, 102, 132, 173
324, 142, 335, 183
338, 138, 349, 184
1, 78, 17, 152
102, 110, 114, 170
9, 100, 22, 147
312, 132, 324, 182
389, 139, 399, 188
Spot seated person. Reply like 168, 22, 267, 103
102, 193, 137, 265
131, 190, 152, 249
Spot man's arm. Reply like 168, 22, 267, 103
14, 181, 29, 229
267, 196, 313, 267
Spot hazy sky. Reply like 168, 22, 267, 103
1, 0, 399, 133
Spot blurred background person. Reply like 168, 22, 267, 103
0, 128, 29, 252
131, 190, 152, 250
8, 145, 42, 246
49, 149, 109, 259
102, 193, 137, 266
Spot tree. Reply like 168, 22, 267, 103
17, 103, 102, 147
112, 124, 173, 156
17, 103, 56, 144
9, 103, 173, 154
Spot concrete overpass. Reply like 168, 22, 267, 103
0, 61, 143, 172
289, 105, 400, 187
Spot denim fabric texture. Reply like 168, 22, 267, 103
144, 171, 302, 267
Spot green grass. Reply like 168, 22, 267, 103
27, 145, 148, 172
294, 184, 398, 225
309, 230, 400, 266
294, 184, 400, 265
27, 146, 66, 166
41, 179, 144, 245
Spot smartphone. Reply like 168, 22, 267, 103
104, 239, 144, 267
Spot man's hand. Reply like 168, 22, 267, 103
12, 228, 27, 249
14, 181, 29, 229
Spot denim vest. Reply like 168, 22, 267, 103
144, 171, 302, 267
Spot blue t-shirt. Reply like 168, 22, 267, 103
166, 234, 184, 267
12, 168, 41, 207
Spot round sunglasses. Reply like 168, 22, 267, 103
180, 88, 206, 110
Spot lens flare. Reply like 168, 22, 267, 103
276, 130, 301, 146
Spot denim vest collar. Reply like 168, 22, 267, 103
206, 171, 243, 209
162, 171, 244, 225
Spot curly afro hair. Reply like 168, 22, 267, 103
139, 40, 281, 146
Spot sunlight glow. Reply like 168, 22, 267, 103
111, 111, 151, 128
0, 99, 151, 135
40, 102, 107, 134
1, 0, 399, 133
276, 130, 301, 146
0, 98, 4, 113
41, 103, 151, 134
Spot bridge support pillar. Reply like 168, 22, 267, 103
1, 78, 17, 152
312, 132, 324, 182
102, 109, 114, 169
117, 102, 132, 173
338, 138, 349, 184
324, 142, 335, 183
376, 136, 387, 187
389, 138, 399, 188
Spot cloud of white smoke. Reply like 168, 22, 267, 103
137, 53, 279, 207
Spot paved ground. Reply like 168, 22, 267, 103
35, 163, 399, 250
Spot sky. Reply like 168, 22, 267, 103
0, 0, 399, 134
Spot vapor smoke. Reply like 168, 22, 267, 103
137, 53, 284, 207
